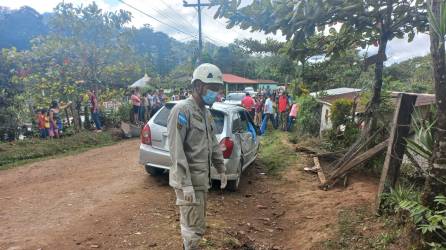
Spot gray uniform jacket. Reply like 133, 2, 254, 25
167, 97, 226, 190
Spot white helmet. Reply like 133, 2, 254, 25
191, 63, 224, 85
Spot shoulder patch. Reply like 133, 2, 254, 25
178, 112, 187, 127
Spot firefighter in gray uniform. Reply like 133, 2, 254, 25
167, 63, 227, 249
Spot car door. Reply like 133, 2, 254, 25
239, 111, 257, 166
232, 113, 248, 166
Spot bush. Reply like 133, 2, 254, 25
321, 123, 360, 151
331, 98, 353, 128
101, 103, 132, 128
321, 98, 360, 151
295, 95, 321, 137
381, 185, 446, 247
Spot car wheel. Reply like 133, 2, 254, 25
144, 165, 164, 176
226, 160, 242, 192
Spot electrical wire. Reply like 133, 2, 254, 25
119, 0, 228, 46
117, 0, 197, 39
149, 1, 198, 36
159, 0, 196, 29
157, 0, 228, 46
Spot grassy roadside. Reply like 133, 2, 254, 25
316, 205, 414, 250
0, 131, 122, 170
258, 130, 298, 175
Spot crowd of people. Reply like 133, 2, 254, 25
129, 86, 299, 133
130, 87, 191, 124
241, 89, 299, 135
35, 86, 298, 139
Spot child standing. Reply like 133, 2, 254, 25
37, 109, 48, 139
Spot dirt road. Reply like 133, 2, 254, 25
0, 138, 379, 250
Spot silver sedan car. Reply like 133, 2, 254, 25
139, 101, 260, 191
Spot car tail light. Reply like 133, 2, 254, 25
219, 137, 234, 159
141, 124, 151, 145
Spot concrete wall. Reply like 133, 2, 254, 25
319, 103, 332, 136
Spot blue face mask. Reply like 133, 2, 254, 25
202, 89, 218, 105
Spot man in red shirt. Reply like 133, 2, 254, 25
278, 91, 289, 131
241, 92, 256, 118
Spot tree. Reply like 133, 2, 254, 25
0, 48, 24, 140
212, 0, 428, 132
384, 55, 434, 93
304, 49, 364, 91
424, 0, 446, 204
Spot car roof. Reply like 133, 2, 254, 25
212, 102, 245, 112
227, 92, 245, 96
165, 101, 244, 113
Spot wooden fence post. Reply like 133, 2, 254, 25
375, 93, 417, 212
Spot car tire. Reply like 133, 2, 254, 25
144, 165, 164, 176
226, 160, 242, 192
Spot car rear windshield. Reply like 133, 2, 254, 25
153, 103, 225, 134
153, 104, 174, 127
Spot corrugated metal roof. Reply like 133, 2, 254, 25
223, 74, 258, 84
390, 92, 435, 107
310, 87, 362, 97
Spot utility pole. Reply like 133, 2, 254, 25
183, 0, 211, 63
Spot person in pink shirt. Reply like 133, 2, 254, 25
241, 92, 256, 118
287, 102, 299, 131
131, 88, 141, 123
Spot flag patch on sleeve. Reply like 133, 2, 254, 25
178, 112, 187, 129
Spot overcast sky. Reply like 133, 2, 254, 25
0, 0, 431, 64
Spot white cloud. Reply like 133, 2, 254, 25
0, 0, 430, 62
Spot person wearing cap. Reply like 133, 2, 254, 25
167, 63, 227, 249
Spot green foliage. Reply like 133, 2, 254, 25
321, 99, 359, 151
295, 95, 321, 137
331, 98, 353, 128
305, 49, 364, 91
259, 131, 297, 175
384, 55, 434, 94
399, 196, 446, 246
0, 49, 22, 139
381, 185, 421, 213
294, 82, 310, 97
213, 0, 427, 60
102, 103, 132, 128
321, 206, 404, 249
322, 124, 359, 152
381, 185, 446, 247
360, 89, 394, 115
406, 110, 436, 161
0, 131, 120, 168
427, 0, 446, 40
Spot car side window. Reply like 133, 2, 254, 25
232, 113, 243, 133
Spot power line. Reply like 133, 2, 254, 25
118, 0, 197, 39
119, 0, 228, 49
149, 1, 197, 36
159, 0, 196, 29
